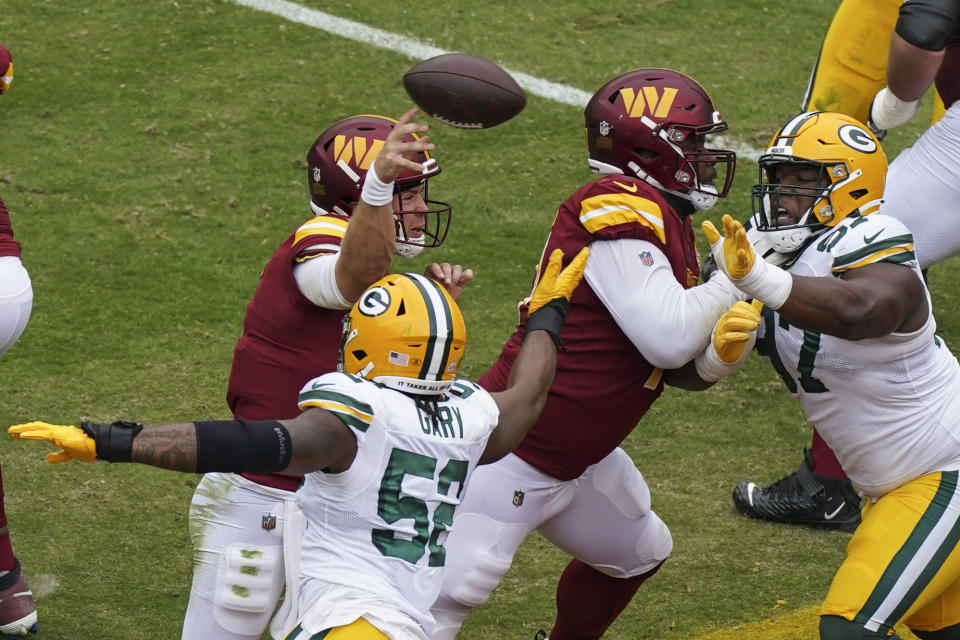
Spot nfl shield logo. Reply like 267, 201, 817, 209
262, 515, 277, 531
639, 251, 654, 266
512, 490, 525, 508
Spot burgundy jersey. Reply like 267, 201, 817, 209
479, 175, 701, 480
227, 211, 353, 491
0, 196, 21, 258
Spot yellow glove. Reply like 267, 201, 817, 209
695, 299, 763, 382
528, 247, 589, 314
702, 214, 755, 280
9, 421, 98, 464
702, 215, 793, 310
713, 299, 763, 363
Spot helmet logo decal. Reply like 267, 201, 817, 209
618, 86, 678, 119
837, 124, 877, 154
599, 120, 611, 136
357, 286, 391, 316
332, 135, 385, 170
312, 167, 322, 182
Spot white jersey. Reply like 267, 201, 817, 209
293, 371, 500, 638
757, 214, 960, 498
880, 101, 960, 269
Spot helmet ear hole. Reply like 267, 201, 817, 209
352, 349, 367, 360
397, 300, 406, 316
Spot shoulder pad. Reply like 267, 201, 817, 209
826, 214, 917, 272
297, 372, 376, 433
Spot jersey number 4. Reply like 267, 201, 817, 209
373, 448, 469, 567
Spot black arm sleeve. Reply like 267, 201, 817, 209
193, 420, 292, 473
896, 0, 960, 51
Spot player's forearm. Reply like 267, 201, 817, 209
130, 423, 199, 472
88, 419, 292, 474
507, 330, 557, 406
887, 32, 944, 101
481, 331, 557, 464
336, 200, 395, 302
775, 275, 905, 340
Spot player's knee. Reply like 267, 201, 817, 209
819, 615, 899, 639
212, 544, 284, 633
630, 511, 672, 571
442, 549, 512, 608
429, 595, 476, 640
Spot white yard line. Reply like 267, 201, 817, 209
231, 0, 762, 161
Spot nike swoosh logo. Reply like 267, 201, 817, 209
612, 180, 638, 193
823, 502, 846, 520
863, 229, 884, 244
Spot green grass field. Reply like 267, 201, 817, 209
0, 1, 947, 638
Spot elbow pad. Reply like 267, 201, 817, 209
896, 0, 960, 51
194, 420, 292, 473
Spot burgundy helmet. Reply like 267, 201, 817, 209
0, 44, 13, 94
584, 68, 735, 210
306, 114, 451, 249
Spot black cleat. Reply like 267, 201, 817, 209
732, 449, 862, 532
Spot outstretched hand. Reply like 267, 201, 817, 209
9, 421, 98, 464
529, 247, 589, 313
372, 107, 435, 183
702, 214, 756, 281
425, 262, 474, 301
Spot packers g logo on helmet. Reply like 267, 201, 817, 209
340, 273, 466, 395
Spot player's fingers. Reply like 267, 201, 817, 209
702, 220, 721, 245
10, 420, 68, 435
721, 214, 741, 237
457, 268, 475, 285
396, 107, 420, 125
45, 450, 73, 464
559, 247, 589, 289
541, 248, 563, 285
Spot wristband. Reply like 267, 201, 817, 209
870, 87, 919, 132
360, 160, 395, 207
694, 331, 756, 382
734, 258, 792, 310
525, 298, 569, 349
79, 420, 144, 462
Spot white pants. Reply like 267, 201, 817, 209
428, 448, 672, 640
182, 473, 304, 640
0, 256, 32, 360
881, 101, 960, 270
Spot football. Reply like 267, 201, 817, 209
402, 53, 526, 129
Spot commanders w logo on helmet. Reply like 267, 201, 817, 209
306, 114, 452, 250
340, 273, 466, 396
584, 68, 736, 211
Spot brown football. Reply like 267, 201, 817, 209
403, 53, 526, 129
